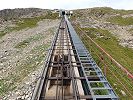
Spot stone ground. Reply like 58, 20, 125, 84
0, 19, 60, 100
76, 15, 133, 49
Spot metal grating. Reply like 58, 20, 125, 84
31, 16, 118, 100
65, 16, 118, 100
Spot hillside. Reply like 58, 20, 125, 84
0, 7, 133, 100
71, 7, 133, 99
0, 8, 59, 99
72, 7, 133, 49
0, 8, 49, 21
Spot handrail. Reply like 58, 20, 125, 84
76, 25, 133, 79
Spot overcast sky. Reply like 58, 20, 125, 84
0, 0, 133, 10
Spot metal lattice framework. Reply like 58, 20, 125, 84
31, 16, 118, 100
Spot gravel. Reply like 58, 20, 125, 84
0, 19, 60, 99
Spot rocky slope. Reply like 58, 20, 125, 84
0, 8, 48, 22
72, 7, 133, 49
0, 7, 133, 100
0, 8, 59, 99
71, 7, 133, 99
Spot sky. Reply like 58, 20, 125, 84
0, 0, 133, 10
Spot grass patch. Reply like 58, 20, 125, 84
81, 27, 133, 73
13, 17, 42, 31
15, 40, 30, 48
15, 44, 50, 82
81, 34, 133, 98
15, 34, 44, 48
0, 12, 58, 38
0, 79, 16, 96
90, 82, 104, 88
73, 7, 133, 20
107, 16, 133, 25
0, 44, 50, 96
0, 27, 15, 38
115, 10, 133, 15
95, 35, 133, 73
44, 11, 59, 19
13, 12, 58, 31
0, 79, 8, 95
74, 26, 133, 99
0, 17, 42, 38
82, 27, 111, 39
128, 28, 133, 32
15, 27, 54, 49
0, 32, 6, 38
89, 7, 115, 17
93, 89, 109, 95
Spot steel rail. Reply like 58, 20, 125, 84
32, 15, 118, 100
65, 16, 118, 100
75, 24, 133, 79
55, 18, 63, 100
66, 20, 80, 100
81, 30, 133, 98
31, 18, 62, 100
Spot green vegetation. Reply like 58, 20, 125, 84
15, 27, 54, 49
73, 7, 133, 20
74, 26, 133, 99
14, 44, 50, 82
93, 90, 109, 95
71, 11, 84, 20
89, 7, 114, 17
0, 27, 14, 38
15, 34, 44, 48
13, 17, 43, 31
90, 82, 108, 95
90, 82, 104, 88
0, 32, 6, 38
0, 78, 17, 96
15, 40, 29, 48
81, 31, 133, 99
0, 27, 54, 96
128, 28, 133, 32
0, 79, 8, 95
44, 11, 59, 19
82, 27, 111, 38
13, 12, 58, 31
0, 12, 58, 38
82, 27, 133, 73
0, 17, 42, 38
115, 10, 133, 15
107, 16, 133, 25
0, 10, 57, 96
88, 7, 133, 17
0, 44, 50, 96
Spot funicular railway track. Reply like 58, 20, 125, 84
31, 15, 118, 100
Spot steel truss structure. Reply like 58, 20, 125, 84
31, 16, 118, 100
